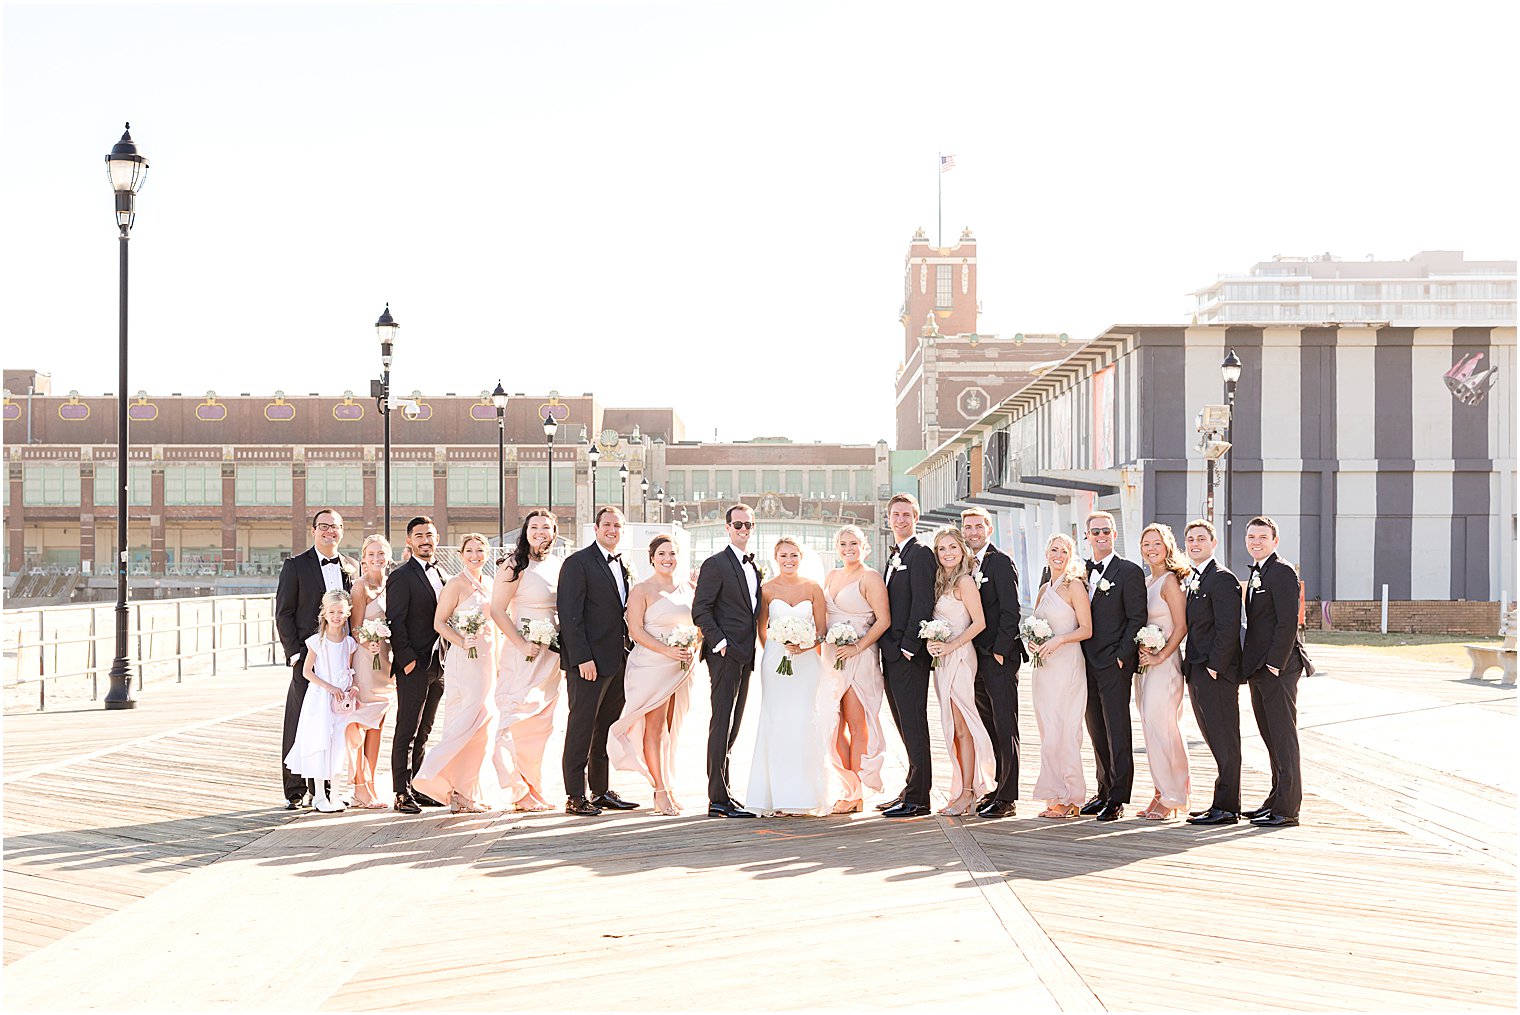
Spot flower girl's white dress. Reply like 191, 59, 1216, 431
284, 632, 356, 782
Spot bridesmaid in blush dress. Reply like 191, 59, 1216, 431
414, 533, 499, 813
348, 534, 396, 809
1029, 534, 1094, 818
1134, 523, 1191, 820
821, 525, 891, 814
489, 510, 563, 812
609, 534, 696, 815
925, 527, 996, 817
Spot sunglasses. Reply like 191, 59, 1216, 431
730, 521, 754, 530
1088, 527, 1113, 536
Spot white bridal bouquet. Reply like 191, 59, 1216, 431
354, 619, 391, 670
1135, 624, 1167, 673
770, 615, 817, 676
451, 608, 488, 658
823, 623, 860, 670
1019, 616, 1053, 669
918, 618, 953, 670
519, 618, 559, 661
664, 624, 702, 671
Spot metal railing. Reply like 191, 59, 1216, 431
4, 594, 278, 711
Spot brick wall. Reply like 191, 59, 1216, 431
1305, 599, 1503, 636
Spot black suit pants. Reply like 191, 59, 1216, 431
281, 661, 317, 801
883, 651, 933, 805
1248, 662, 1302, 818
391, 660, 445, 797
706, 652, 752, 804
974, 652, 1020, 802
1186, 666, 1242, 813
1083, 662, 1134, 804
562, 663, 626, 799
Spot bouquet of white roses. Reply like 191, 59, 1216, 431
1135, 624, 1167, 673
451, 608, 488, 659
918, 618, 953, 670
823, 623, 860, 670
1019, 616, 1053, 669
354, 619, 391, 670
664, 624, 702, 671
769, 615, 817, 676
519, 618, 559, 661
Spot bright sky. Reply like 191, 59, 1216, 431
4, 1, 1515, 445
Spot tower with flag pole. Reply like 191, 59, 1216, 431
938, 153, 956, 246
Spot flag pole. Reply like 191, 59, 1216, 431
937, 152, 942, 248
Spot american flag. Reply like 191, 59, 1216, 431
940, 154, 957, 172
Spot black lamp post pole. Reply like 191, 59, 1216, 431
1222, 349, 1242, 569
375, 305, 398, 547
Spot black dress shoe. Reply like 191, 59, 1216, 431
1095, 802, 1124, 822
393, 793, 421, 815
1241, 805, 1272, 820
1078, 796, 1106, 816
707, 801, 756, 818
882, 801, 931, 818
1186, 808, 1239, 826
284, 798, 302, 811
591, 790, 640, 811
977, 799, 1017, 819
565, 796, 603, 816
1251, 813, 1299, 827
976, 792, 997, 810
413, 791, 446, 808
1187, 808, 1209, 818
875, 795, 903, 812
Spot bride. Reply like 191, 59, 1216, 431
746, 536, 832, 815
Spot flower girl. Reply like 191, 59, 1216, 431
284, 589, 360, 813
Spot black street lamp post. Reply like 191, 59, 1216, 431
619, 462, 629, 516
655, 487, 665, 524
104, 123, 148, 710
492, 381, 508, 548
543, 413, 559, 520
640, 476, 649, 522
588, 444, 600, 512
1221, 349, 1242, 568
373, 305, 399, 545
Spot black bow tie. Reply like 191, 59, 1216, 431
1088, 559, 1104, 575
321, 557, 340, 567
1250, 562, 1262, 573
742, 553, 755, 565
421, 561, 436, 571
607, 553, 622, 565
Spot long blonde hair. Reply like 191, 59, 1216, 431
1138, 523, 1191, 584
317, 589, 352, 636
1046, 533, 1087, 587
931, 526, 975, 599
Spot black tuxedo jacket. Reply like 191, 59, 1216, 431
1242, 553, 1310, 676
386, 556, 448, 676
1081, 555, 1147, 671
880, 536, 937, 661
558, 543, 631, 675
692, 545, 762, 667
1182, 559, 1242, 681
275, 546, 357, 663
973, 545, 1026, 664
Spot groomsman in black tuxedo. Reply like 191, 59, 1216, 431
877, 493, 938, 818
959, 507, 1026, 819
275, 508, 356, 808
1179, 519, 1244, 826
558, 507, 639, 817
692, 503, 763, 818
387, 516, 449, 814
1241, 516, 1312, 828
1079, 510, 1147, 821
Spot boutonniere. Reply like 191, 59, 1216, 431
1098, 578, 1113, 593
1183, 575, 1201, 595
756, 563, 771, 581
890, 562, 907, 574
974, 572, 988, 588
1249, 573, 1262, 591
622, 563, 636, 586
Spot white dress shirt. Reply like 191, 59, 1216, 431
420, 558, 445, 597
1087, 551, 1114, 601
887, 538, 912, 584
318, 552, 344, 593
601, 545, 628, 605
712, 542, 758, 656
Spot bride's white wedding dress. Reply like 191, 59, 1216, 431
746, 598, 832, 815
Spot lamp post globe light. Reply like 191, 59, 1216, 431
542, 412, 559, 522
492, 381, 508, 549
640, 476, 650, 522
619, 462, 629, 515
104, 123, 148, 710
374, 304, 400, 546
656, 487, 665, 524
1221, 349, 1243, 568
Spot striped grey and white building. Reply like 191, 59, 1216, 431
909, 324, 1515, 609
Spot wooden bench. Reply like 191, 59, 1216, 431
1467, 608, 1516, 684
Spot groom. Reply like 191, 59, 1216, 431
692, 503, 762, 818
877, 493, 937, 818
386, 516, 449, 814
1079, 510, 1147, 822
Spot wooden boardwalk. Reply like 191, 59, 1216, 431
2, 643, 1515, 1011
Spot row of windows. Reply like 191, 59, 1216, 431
664, 468, 871, 501
1214, 281, 1516, 302
1212, 302, 1515, 322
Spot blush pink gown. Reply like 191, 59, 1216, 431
931, 593, 996, 801
821, 577, 886, 804
491, 558, 563, 806
350, 585, 394, 732
1136, 573, 1190, 810
413, 576, 498, 808
1030, 581, 1088, 806
608, 586, 695, 788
